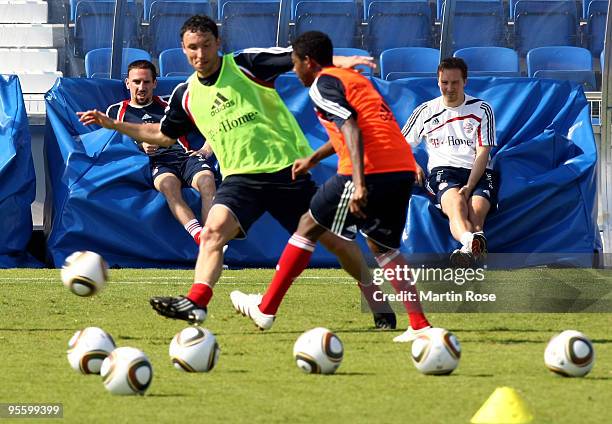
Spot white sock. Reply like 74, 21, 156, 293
460, 231, 473, 248
184, 219, 203, 239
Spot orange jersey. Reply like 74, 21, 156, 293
313, 67, 416, 175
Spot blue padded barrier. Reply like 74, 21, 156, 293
45, 75, 600, 268
0, 75, 41, 268
373, 76, 600, 267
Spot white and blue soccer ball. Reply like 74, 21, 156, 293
411, 327, 461, 375
61, 251, 108, 297
169, 327, 220, 372
293, 327, 343, 374
67, 327, 116, 374
100, 347, 153, 395
544, 330, 595, 377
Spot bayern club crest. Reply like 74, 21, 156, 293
463, 121, 474, 134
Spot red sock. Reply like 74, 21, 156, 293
187, 282, 213, 307
376, 251, 430, 330
186, 220, 203, 245
194, 227, 206, 246
259, 234, 315, 315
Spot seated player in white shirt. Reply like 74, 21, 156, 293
402, 57, 498, 267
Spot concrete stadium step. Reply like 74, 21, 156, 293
0, 0, 48, 23
15, 71, 62, 93
0, 24, 64, 47
0, 48, 58, 73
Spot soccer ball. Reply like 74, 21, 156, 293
544, 330, 595, 377
293, 327, 343, 374
67, 327, 116, 374
411, 327, 461, 375
100, 347, 153, 395
169, 327, 220, 372
61, 251, 108, 296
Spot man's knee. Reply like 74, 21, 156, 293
193, 171, 216, 194
200, 224, 226, 250
200, 207, 239, 249
296, 213, 325, 241
155, 174, 182, 197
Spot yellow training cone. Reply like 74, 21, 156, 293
471, 386, 534, 423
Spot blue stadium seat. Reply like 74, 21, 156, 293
513, 0, 578, 56
454, 46, 520, 76
586, 0, 607, 57
333, 47, 370, 56
379, 47, 439, 80
159, 48, 193, 77
507, 0, 570, 18
365, 1, 433, 57
438, 0, 503, 21
531, 70, 597, 90
526, 46, 593, 74
148, 1, 212, 55
333, 47, 372, 76
74, 1, 140, 57
221, 1, 280, 51
70, 0, 135, 21
290, 0, 354, 19
527, 46, 596, 90
294, 1, 359, 48
385, 71, 437, 80
364, 0, 427, 19
144, 0, 213, 21
450, 1, 505, 51
218, 0, 276, 19
84, 47, 152, 78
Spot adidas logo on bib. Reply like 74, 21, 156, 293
211, 92, 236, 116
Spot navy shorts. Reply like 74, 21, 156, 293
426, 166, 498, 208
212, 166, 317, 239
151, 153, 220, 187
309, 172, 414, 249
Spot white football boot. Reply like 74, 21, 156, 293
393, 325, 432, 343
230, 291, 275, 330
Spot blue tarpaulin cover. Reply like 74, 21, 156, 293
44, 76, 600, 268
0, 75, 40, 268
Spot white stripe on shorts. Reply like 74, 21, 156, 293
331, 181, 355, 235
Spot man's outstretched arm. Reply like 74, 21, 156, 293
77, 109, 176, 147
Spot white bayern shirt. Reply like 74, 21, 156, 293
402, 94, 496, 172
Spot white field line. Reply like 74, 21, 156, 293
0, 276, 356, 285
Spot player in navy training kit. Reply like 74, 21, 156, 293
106, 60, 220, 245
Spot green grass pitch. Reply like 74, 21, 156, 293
1, 268, 611, 423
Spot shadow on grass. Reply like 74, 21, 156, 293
216, 328, 389, 336
335, 371, 376, 376
0, 327, 74, 332
452, 328, 554, 333
147, 393, 191, 397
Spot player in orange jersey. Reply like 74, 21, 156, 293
231, 31, 431, 342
